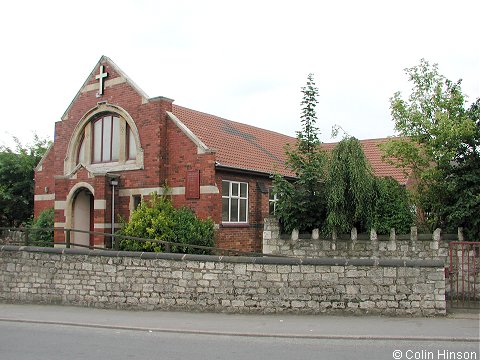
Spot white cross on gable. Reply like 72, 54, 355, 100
95, 65, 108, 95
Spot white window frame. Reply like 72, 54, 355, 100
77, 113, 138, 167
222, 180, 248, 223
269, 188, 278, 215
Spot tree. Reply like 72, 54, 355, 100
272, 74, 328, 233
325, 136, 375, 234
382, 59, 479, 238
372, 177, 414, 235
0, 135, 50, 227
119, 193, 215, 254
427, 98, 480, 239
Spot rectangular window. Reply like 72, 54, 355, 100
128, 127, 136, 160
92, 115, 123, 163
111, 116, 120, 161
78, 136, 85, 163
269, 188, 278, 215
102, 115, 112, 161
93, 120, 102, 163
132, 195, 142, 210
222, 180, 248, 223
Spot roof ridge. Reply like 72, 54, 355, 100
322, 136, 399, 145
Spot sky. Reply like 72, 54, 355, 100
0, 0, 478, 149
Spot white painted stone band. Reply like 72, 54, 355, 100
81, 77, 126, 93
34, 194, 55, 201
119, 185, 219, 197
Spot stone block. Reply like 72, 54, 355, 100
81, 263, 93, 271
246, 264, 263, 272
376, 301, 387, 309
231, 264, 246, 275
347, 302, 359, 309
360, 285, 377, 294
277, 265, 291, 274
405, 268, 421, 277
291, 229, 299, 241
346, 285, 359, 295
427, 272, 444, 281
203, 273, 218, 281
383, 268, 396, 278
266, 273, 281, 282
252, 272, 267, 281
104, 265, 116, 273
367, 268, 383, 278
231, 300, 244, 307
346, 270, 366, 278
434, 301, 446, 309
413, 284, 434, 294
359, 301, 375, 309
291, 300, 306, 308
321, 273, 338, 282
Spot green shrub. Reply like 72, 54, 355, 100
29, 208, 54, 246
372, 177, 414, 235
119, 193, 214, 254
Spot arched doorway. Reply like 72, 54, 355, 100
72, 188, 94, 248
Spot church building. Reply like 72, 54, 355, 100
34, 56, 408, 252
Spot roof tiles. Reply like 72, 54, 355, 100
172, 105, 409, 184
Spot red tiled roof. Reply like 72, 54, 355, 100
172, 105, 295, 176
172, 104, 409, 184
321, 139, 410, 185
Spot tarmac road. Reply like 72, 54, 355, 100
0, 304, 478, 360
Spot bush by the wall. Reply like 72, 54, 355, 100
119, 193, 214, 254
28, 207, 54, 247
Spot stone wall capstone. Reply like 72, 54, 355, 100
263, 218, 451, 260
0, 245, 446, 316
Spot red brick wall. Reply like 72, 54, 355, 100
34, 58, 273, 253
164, 116, 219, 221
215, 171, 273, 253
34, 144, 56, 218
37, 59, 173, 246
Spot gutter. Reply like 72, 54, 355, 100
215, 163, 296, 180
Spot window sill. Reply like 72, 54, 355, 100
221, 223, 250, 228
84, 162, 143, 174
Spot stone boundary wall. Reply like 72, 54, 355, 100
0, 245, 445, 316
263, 218, 452, 260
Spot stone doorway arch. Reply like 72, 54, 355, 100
68, 185, 94, 248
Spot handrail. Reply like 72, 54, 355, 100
0, 227, 286, 258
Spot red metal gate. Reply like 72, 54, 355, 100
447, 242, 480, 309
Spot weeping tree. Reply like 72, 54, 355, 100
325, 136, 375, 234
272, 74, 328, 233
273, 75, 415, 236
